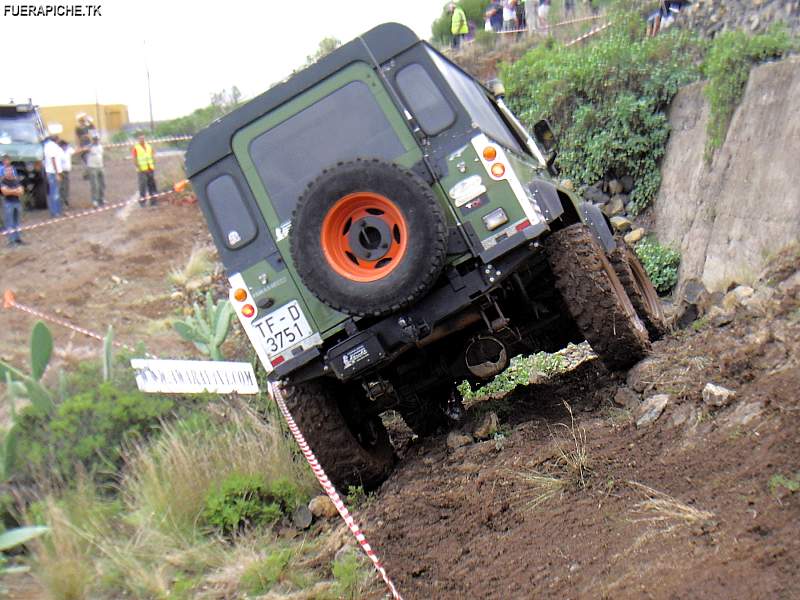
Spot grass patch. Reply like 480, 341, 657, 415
627, 481, 714, 525
768, 473, 800, 497
167, 244, 216, 288
460, 351, 567, 405
331, 549, 373, 600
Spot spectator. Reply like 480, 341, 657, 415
74, 113, 94, 166
84, 135, 105, 207
2, 154, 17, 178
448, 2, 469, 49
132, 133, 158, 206
1, 165, 25, 245
517, 0, 527, 31
564, 0, 575, 17
43, 134, 64, 217
58, 139, 74, 207
503, 0, 518, 31
537, 0, 551, 31
485, 1, 503, 32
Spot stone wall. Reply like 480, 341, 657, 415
676, 0, 800, 37
653, 56, 800, 299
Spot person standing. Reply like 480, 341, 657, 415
58, 139, 74, 207
84, 135, 105, 207
537, 0, 551, 31
1, 165, 25, 245
503, 0, 519, 31
43, 134, 64, 217
448, 2, 469, 49
132, 133, 158, 206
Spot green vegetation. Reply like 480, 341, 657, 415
768, 473, 800, 496
460, 351, 567, 401
634, 237, 681, 294
0, 526, 48, 575
0, 321, 55, 414
331, 550, 373, 600
703, 25, 793, 158
155, 86, 243, 138
239, 548, 294, 594
202, 474, 301, 536
172, 290, 234, 360
502, 13, 704, 214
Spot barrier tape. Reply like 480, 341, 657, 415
565, 21, 612, 46
269, 381, 403, 600
3, 180, 190, 236
103, 135, 192, 149
496, 13, 603, 34
2, 290, 150, 356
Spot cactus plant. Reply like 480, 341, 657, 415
173, 291, 234, 361
102, 326, 114, 382
0, 321, 54, 414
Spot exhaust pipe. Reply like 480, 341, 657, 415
465, 336, 508, 380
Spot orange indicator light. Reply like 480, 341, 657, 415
234, 288, 247, 302
482, 146, 497, 161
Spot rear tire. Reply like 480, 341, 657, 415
609, 241, 669, 340
281, 379, 395, 490
396, 383, 452, 437
546, 224, 650, 371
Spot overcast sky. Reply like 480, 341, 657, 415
2, 0, 444, 122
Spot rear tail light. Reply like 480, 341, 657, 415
270, 355, 285, 367
490, 163, 506, 178
515, 219, 531, 232
483, 208, 509, 231
241, 304, 255, 318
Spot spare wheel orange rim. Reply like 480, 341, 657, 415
321, 192, 409, 283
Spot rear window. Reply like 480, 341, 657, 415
395, 63, 454, 136
249, 81, 406, 222
206, 174, 257, 249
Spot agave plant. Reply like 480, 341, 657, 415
0, 321, 54, 414
173, 291, 234, 361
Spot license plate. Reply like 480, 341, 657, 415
251, 301, 314, 357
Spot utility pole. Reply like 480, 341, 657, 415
144, 40, 155, 133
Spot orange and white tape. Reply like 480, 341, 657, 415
565, 21, 612, 46
2, 290, 150, 356
103, 135, 192, 149
269, 381, 404, 600
496, 13, 603, 34
3, 180, 190, 236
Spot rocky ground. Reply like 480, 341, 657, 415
346, 246, 800, 599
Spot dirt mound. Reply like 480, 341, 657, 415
358, 248, 800, 599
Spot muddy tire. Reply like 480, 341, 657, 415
546, 224, 650, 371
281, 379, 395, 490
397, 384, 452, 437
290, 159, 447, 317
609, 241, 669, 340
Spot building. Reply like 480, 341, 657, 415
39, 103, 129, 143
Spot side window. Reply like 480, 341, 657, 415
395, 63, 455, 136
206, 174, 257, 250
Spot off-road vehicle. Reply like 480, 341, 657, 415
0, 101, 48, 209
186, 23, 666, 489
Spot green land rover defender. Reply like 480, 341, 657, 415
186, 23, 666, 488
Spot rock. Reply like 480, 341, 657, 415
111, 275, 123, 285
627, 357, 659, 393
602, 195, 625, 217
635, 394, 670, 428
292, 505, 313, 529
683, 279, 709, 305
724, 401, 764, 427
778, 271, 800, 293
620, 175, 635, 193
473, 412, 499, 439
610, 216, 633, 232
675, 302, 700, 329
669, 403, 695, 428
623, 228, 645, 245
446, 432, 474, 450
608, 179, 624, 195
309, 495, 338, 519
707, 305, 735, 327
584, 185, 609, 205
702, 383, 736, 407
742, 286, 775, 313
613, 387, 640, 410
722, 285, 754, 311
169, 291, 184, 300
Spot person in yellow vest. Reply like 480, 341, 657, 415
448, 2, 469, 49
132, 133, 158, 206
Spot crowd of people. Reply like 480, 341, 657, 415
2, 116, 160, 247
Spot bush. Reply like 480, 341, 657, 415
634, 237, 681, 294
202, 474, 301, 536
501, 13, 704, 214
16, 382, 178, 483
240, 548, 294, 594
703, 25, 793, 158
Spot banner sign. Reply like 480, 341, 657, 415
131, 359, 259, 395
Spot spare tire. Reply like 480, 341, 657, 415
290, 159, 447, 317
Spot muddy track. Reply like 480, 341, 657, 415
356, 250, 800, 599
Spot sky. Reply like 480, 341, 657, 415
1, 0, 445, 122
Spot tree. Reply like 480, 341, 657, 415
305, 37, 342, 66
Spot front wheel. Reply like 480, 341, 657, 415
281, 379, 395, 490
546, 224, 650, 371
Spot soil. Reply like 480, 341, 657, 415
0, 149, 212, 390
355, 247, 800, 600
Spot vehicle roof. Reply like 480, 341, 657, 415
186, 22, 421, 177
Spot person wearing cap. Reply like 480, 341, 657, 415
58, 139, 75, 207
448, 2, 469, 49
132, 133, 158, 206
79, 135, 105, 207
43, 130, 64, 217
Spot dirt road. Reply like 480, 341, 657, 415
0, 151, 210, 383
357, 250, 800, 599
